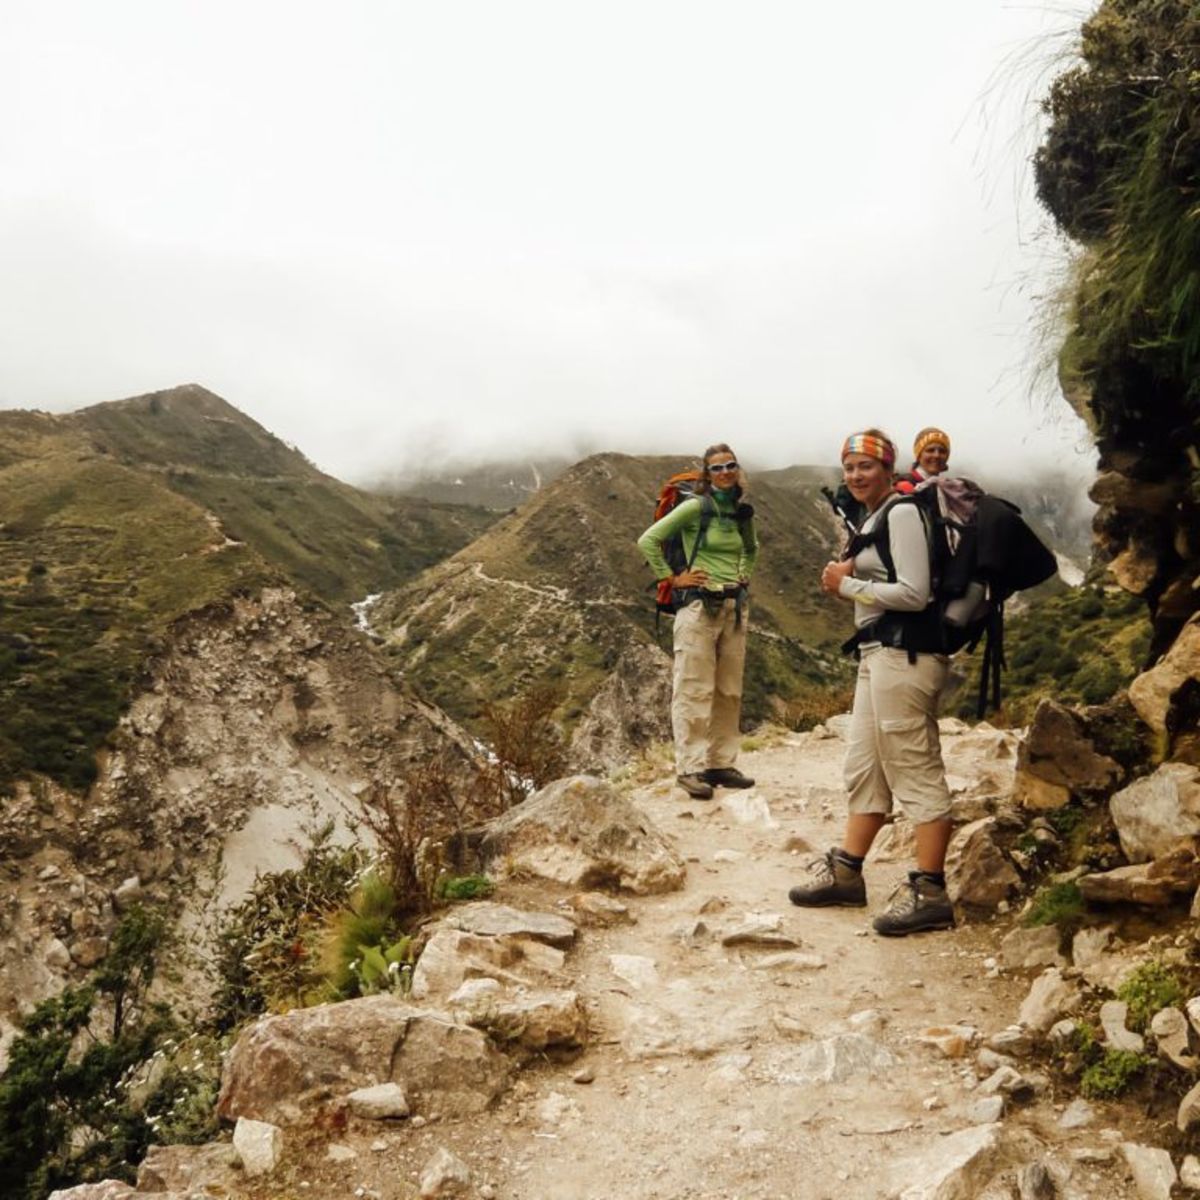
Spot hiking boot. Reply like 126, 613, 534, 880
872, 872, 956, 937
676, 773, 714, 799
703, 767, 755, 789
787, 849, 867, 908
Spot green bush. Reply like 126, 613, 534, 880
1117, 960, 1184, 1032
0, 907, 185, 1200
1024, 882, 1085, 931
436, 874, 495, 901
1080, 1048, 1155, 1099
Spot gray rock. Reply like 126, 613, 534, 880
1046, 1019, 1077, 1049
566, 891, 630, 925
1079, 847, 1200, 907
1099, 1000, 1146, 1053
967, 1095, 1006, 1124
461, 988, 588, 1055
111, 876, 143, 912
1119, 1143, 1178, 1200
45, 937, 71, 971
980, 1066, 1032, 1099
232, 1116, 283, 1178
1177, 1078, 1200, 1132
410, 928, 566, 1000
720, 915, 800, 948
774, 1034, 897, 1085
987, 1027, 1034, 1056
1000, 926, 1066, 971
751, 951, 826, 972
891, 1123, 1006, 1200
477, 775, 686, 894
1016, 699, 1122, 798
1110, 764, 1200, 863
1129, 615, 1200, 737
946, 818, 1021, 913
347, 1082, 410, 1120
1150, 1006, 1196, 1069
1058, 1098, 1095, 1130
977, 1047, 1016, 1073
418, 1146, 472, 1197
48, 1186, 144, 1200
69, 937, 108, 967
136, 1142, 239, 1192
441, 901, 577, 947
216, 995, 511, 1125
1018, 968, 1081, 1034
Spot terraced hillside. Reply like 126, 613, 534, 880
372, 453, 854, 737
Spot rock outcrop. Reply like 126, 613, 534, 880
476, 775, 686, 894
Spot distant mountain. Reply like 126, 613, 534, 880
377, 456, 575, 511
371, 452, 855, 753
0, 385, 492, 793
73, 385, 498, 602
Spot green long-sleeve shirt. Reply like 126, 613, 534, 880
637, 490, 759, 587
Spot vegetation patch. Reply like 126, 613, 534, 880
1117, 960, 1185, 1032
1024, 882, 1086, 933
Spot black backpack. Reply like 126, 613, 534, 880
843, 477, 1058, 715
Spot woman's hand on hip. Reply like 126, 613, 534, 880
673, 569, 709, 588
821, 559, 854, 596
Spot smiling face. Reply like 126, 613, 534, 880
705, 451, 740, 491
842, 452, 893, 511
917, 441, 949, 476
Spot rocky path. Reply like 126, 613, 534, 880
243, 723, 1150, 1200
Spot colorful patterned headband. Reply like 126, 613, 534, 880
841, 433, 895, 467
914, 428, 950, 458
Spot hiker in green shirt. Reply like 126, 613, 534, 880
637, 443, 759, 800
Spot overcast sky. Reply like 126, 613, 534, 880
0, 1, 1096, 483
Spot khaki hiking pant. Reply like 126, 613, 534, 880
672, 598, 748, 776
844, 645, 952, 825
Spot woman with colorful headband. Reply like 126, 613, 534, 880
637, 444, 759, 800
788, 428, 955, 936
896, 427, 951, 492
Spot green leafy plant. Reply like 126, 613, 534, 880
1117, 960, 1184, 1032
351, 936, 416, 995
1024, 882, 1085, 932
436, 874, 495, 902
1080, 1048, 1155, 1099
320, 872, 409, 998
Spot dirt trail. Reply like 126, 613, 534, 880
289, 722, 1142, 1200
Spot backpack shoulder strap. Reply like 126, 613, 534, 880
685, 494, 716, 570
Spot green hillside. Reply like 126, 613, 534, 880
0, 386, 496, 795
373, 453, 854, 731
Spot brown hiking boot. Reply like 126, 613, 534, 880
676, 773, 714, 799
787, 849, 867, 908
872, 873, 956, 936
703, 767, 755, 789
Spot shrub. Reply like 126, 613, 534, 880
478, 681, 569, 812
1117, 960, 1184, 1032
1024, 882, 1085, 932
0, 908, 179, 1200
210, 827, 363, 1032
319, 872, 416, 998
1080, 1048, 1155, 1099
436, 874, 494, 901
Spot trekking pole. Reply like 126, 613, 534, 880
821, 485, 858, 539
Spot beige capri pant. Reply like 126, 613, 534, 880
671, 597, 747, 776
844, 645, 952, 825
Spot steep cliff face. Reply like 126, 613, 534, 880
1036, 0, 1200, 757
0, 589, 474, 1043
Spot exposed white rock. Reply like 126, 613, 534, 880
772, 1034, 897, 1085
1099, 1000, 1146, 1053
1150, 1007, 1196, 1069
440, 902, 577, 947
1000, 926, 1066, 971
946, 818, 1021, 912
720, 914, 799, 948
1119, 1143, 1178, 1200
1180, 1155, 1200, 1190
347, 1082, 410, 1120
1110, 763, 1200, 863
232, 1116, 283, 1178
418, 1146, 472, 1197
892, 1123, 1005, 1200
966, 1095, 1005, 1124
1177, 1078, 1200, 1132
609, 954, 660, 990
720, 790, 778, 829
1018, 968, 1081, 1034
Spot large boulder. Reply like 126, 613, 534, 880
1110, 763, 1200, 863
136, 1143, 239, 1193
946, 818, 1021, 914
477, 775, 686, 894
438, 902, 577, 947
410, 929, 566, 1000
216, 995, 511, 1125
1014, 700, 1122, 805
1129, 614, 1200, 739
569, 644, 672, 771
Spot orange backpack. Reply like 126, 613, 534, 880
651, 471, 715, 615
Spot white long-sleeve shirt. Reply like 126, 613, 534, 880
838, 500, 932, 630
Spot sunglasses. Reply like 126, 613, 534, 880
708, 461, 739, 473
